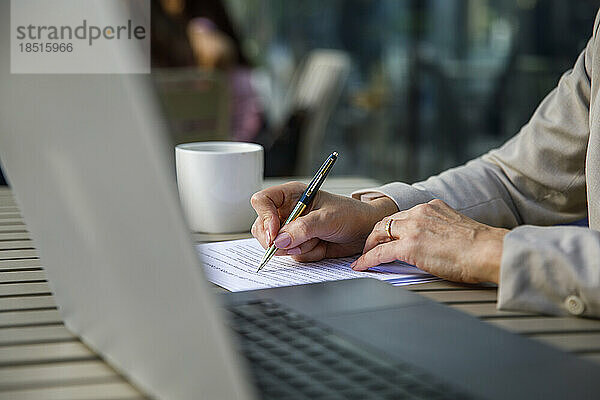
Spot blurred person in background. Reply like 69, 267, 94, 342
152, 0, 265, 142
251, 9, 600, 319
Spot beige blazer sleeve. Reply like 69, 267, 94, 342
353, 13, 600, 318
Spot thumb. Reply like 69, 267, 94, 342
273, 210, 328, 249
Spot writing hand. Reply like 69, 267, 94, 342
250, 182, 398, 261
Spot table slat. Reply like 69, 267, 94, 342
0, 271, 46, 284
0, 233, 29, 242
0, 215, 22, 221
0, 283, 51, 297
418, 290, 498, 303
0, 381, 144, 400
0, 250, 37, 260
0, 208, 20, 214
489, 317, 600, 334
0, 360, 119, 388
0, 342, 96, 366
0, 310, 61, 326
0, 326, 73, 346
0, 219, 24, 226
0, 227, 27, 233
0, 296, 56, 311
0, 260, 42, 270
450, 303, 535, 318
0, 241, 33, 251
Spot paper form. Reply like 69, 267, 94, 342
195, 238, 440, 292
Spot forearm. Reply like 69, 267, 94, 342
353, 159, 524, 228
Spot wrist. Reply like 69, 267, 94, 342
477, 227, 508, 284
368, 196, 399, 220
356, 196, 398, 239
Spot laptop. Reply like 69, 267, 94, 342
1, 2, 599, 399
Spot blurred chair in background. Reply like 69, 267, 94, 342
264, 50, 350, 176
153, 68, 230, 146
291, 50, 350, 175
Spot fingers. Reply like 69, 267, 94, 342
253, 213, 329, 262
291, 241, 328, 262
250, 182, 306, 247
272, 209, 329, 250
284, 237, 318, 255
363, 216, 400, 254
362, 200, 454, 254
250, 193, 279, 248
269, 238, 321, 257
351, 241, 406, 271
251, 217, 272, 249
354, 199, 458, 271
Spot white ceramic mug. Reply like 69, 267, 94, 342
175, 142, 264, 233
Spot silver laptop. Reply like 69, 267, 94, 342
1, 2, 600, 399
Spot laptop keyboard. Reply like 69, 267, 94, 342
226, 300, 474, 400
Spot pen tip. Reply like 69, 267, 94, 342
332, 151, 339, 158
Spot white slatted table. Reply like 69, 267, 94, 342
2, 178, 600, 399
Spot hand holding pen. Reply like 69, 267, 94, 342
250, 152, 399, 270
256, 152, 338, 272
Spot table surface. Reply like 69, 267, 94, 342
2, 178, 600, 399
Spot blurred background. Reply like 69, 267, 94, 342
210, 0, 599, 182
6, 0, 596, 186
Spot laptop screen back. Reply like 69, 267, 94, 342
0, 1, 254, 399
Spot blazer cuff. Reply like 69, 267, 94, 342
498, 225, 600, 318
352, 182, 435, 211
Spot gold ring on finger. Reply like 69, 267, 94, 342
385, 219, 395, 240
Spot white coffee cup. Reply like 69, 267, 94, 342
175, 142, 264, 233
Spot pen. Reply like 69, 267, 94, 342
257, 151, 339, 272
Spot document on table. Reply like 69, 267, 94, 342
195, 238, 440, 292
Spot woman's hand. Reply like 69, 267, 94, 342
351, 199, 508, 284
250, 182, 398, 261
